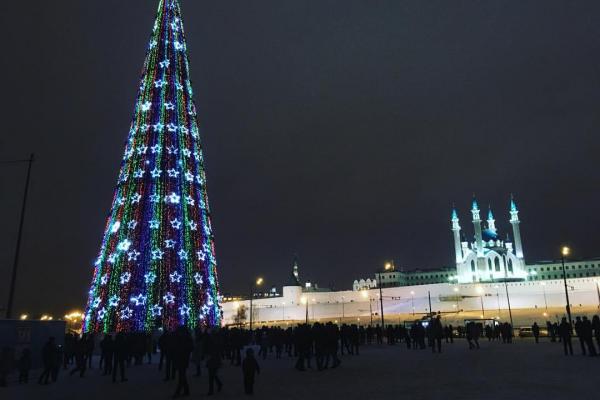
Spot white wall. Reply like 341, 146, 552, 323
221, 278, 600, 326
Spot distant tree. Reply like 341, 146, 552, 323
234, 305, 248, 327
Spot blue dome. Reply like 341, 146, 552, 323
482, 229, 498, 241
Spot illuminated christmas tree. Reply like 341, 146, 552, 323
83, 0, 220, 332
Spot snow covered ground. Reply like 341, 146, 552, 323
2, 338, 597, 400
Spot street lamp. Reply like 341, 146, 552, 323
301, 296, 308, 324
476, 286, 485, 317
541, 282, 548, 315
561, 246, 572, 326
376, 262, 392, 327
249, 277, 263, 331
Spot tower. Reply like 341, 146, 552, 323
290, 254, 301, 286
509, 195, 524, 259
451, 207, 463, 263
487, 206, 496, 234
83, 0, 221, 333
471, 197, 484, 257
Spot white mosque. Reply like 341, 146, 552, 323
451, 196, 527, 283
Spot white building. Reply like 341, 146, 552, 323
452, 196, 527, 283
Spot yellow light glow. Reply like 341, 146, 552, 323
361, 290, 369, 299
20, 314, 28, 320
256, 277, 264, 286
384, 263, 392, 270
561, 246, 570, 257
543, 312, 548, 317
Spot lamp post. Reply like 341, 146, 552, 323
376, 262, 392, 327
561, 246, 572, 326
249, 277, 263, 331
4, 154, 35, 319
301, 296, 308, 324
541, 282, 548, 316
502, 264, 514, 327
476, 286, 485, 317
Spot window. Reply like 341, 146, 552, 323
495, 258, 501, 272
507, 259, 513, 273
471, 260, 476, 272
488, 259, 492, 271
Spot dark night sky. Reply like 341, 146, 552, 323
1, 1, 600, 316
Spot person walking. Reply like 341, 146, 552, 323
581, 316, 597, 357
112, 333, 127, 383
559, 317, 573, 356
431, 316, 443, 353
17, 348, 31, 384
38, 337, 58, 385
173, 326, 193, 398
242, 348, 260, 395
532, 322, 540, 344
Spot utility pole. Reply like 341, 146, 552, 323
428, 291, 433, 316
378, 272, 385, 327
6, 154, 34, 319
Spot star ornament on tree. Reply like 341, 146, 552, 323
141, 101, 152, 111
120, 307, 133, 320
130, 294, 147, 306
166, 192, 180, 204
178, 249, 188, 260
165, 239, 176, 248
108, 295, 120, 307
150, 304, 163, 317
193, 272, 203, 285
97, 307, 107, 320
100, 274, 108, 285
170, 271, 182, 283
128, 249, 141, 261
163, 292, 175, 305
152, 248, 164, 260
117, 239, 132, 252
149, 220, 160, 229
91, 297, 102, 309
107, 253, 118, 264
179, 304, 191, 317
120, 272, 132, 285
144, 271, 157, 284
170, 218, 182, 230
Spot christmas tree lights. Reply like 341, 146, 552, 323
83, 0, 221, 333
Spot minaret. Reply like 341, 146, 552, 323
451, 206, 463, 263
291, 254, 301, 286
487, 206, 496, 234
509, 195, 524, 259
471, 196, 484, 257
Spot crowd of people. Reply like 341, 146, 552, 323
3, 314, 600, 394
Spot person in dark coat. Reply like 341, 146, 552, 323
17, 348, 32, 384
206, 347, 223, 395
574, 316, 586, 355
430, 316, 443, 353
100, 335, 114, 376
559, 317, 573, 356
38, 337, 58, 385
532, 322, 540, 344
242, 348, 260, 395
581, 316, 597, 357
112, 333, 127, 383
69, 337, 87, 377
173, 326, 194, 397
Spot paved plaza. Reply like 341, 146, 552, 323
3, 338, 597, 400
